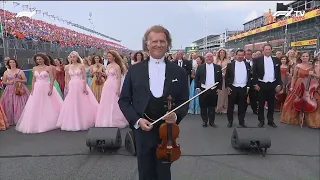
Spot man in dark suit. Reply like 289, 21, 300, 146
0, 57, 9, 79
195, 52, 222, 127
252, 44, 282, 128
225, 49, 251, 128
173, 51, 192, 82
119, 25, 189, 180
245, 49, 258, 114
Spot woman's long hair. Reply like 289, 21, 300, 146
108, 50, 125, 74
33, 53, 49, 66
46, 55, 55, 66
69, 51, 83, 64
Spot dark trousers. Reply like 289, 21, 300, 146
137, 148, 171, 180
248, 87, 258, 113
227, 86, 248, 124
257, 81, 276, 123
135, 128, 171, 180
199, 87, 218, 124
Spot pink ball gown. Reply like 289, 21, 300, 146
57, 68, 98, 131
95, 68, 128, 128
0, 72, 30, 125
15, 71, 63, 134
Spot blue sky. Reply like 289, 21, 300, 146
3, 1, 292, 50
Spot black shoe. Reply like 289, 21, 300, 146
227, 123, 233, 128
209, 122, 217, 128
258, 122, 264, 128
239, 123, 247, 128
253, 111, 258, 115
202, 123, 208, 127
268, 122, 277, 128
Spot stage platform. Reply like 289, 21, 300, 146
0, 113, 319, 180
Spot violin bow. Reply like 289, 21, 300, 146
150, 82, 219, 126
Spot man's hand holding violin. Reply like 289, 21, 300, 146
163, 112, 177, 124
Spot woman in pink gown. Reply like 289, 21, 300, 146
16, 53, 63, 134
1, 58, 29, 125
57, 51, 98, 131
95, 50, 128, 128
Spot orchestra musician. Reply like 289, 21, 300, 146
118, 25, 189, 180
195, 52, 222, 127
245, 49, 258, 114
252, 44, 282, 128
173, 51, 192, 83
225, 49, 251, 128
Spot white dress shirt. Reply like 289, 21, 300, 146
148, 57, 166, 98
246, 59, 253, 67
192, 59, 197, 68
233, 61, 247, 87
104, 59, 108, 68
134, 56, 168, 129
261, 56, 275, 82
201, 63, 215, 89
178, 59, 183, 67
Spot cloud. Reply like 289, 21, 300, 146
244, 10, 258, 22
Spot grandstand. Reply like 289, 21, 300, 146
226, 0, 320, 53
189, 30, 239, 51
0, 9, 129, 69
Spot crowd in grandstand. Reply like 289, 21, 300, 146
0, 9, 127, 52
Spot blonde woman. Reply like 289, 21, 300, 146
57, 51, 98, 131
95, 50, 128, 128
215, 48, 230, 114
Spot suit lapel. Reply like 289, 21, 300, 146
231, 61, 235, 80
203, 64, 207, 81
272, 57, 278, 77
272, 57, 278, 69
260, 56, 265, 75
141, 58, 150, 91
163, 59, 174, 97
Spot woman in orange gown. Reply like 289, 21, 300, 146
0, 104, 8, 130
274, 55, 291, 111
280, 52, 320, 128
304, 56, 320, 128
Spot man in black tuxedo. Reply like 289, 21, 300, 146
173, 51, 192, 82
195, 52, 222, 127
119, 25, 189, 180
245, 49, 258, 115
252, 44, 282, 128
0, 57, 9, 79
225, 49, 251, 128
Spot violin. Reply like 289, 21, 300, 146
293, 66, 318, 126
95, 66, 104, 85
15, 82, 25, 96
14, 73, 24, 96
156, 95, 181, 162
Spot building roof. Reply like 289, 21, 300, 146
192, 34, 219, 44
243, 15, 264, 25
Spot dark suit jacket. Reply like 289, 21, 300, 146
252, 56, 282, 86
0, 66, 6, 78
119, 57, 189, 128
225, 61, 252, 88
195, 63, 223, 90
173, 59, 192, 76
